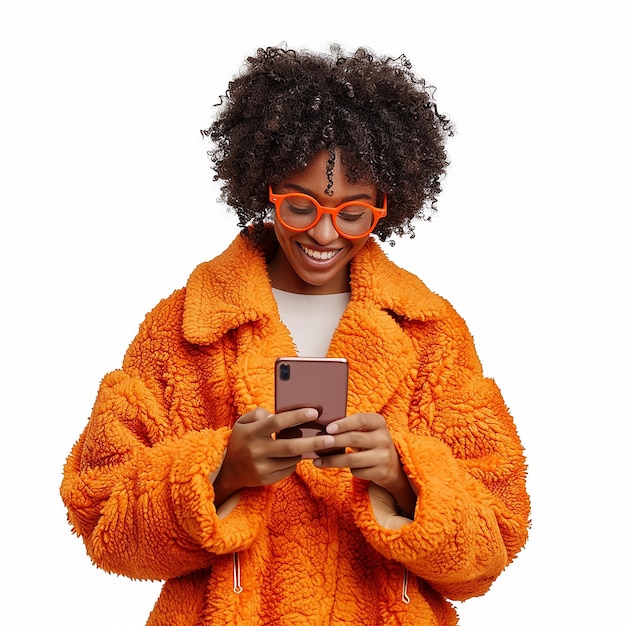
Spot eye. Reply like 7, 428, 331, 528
337, 207, 368, 222
284, 198, 317, 214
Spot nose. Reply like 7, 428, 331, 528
306, 213, 340, 245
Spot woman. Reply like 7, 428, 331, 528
61, 45, 530, 625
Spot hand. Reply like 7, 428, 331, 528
313, 412, 417, 518
212, 407, 337, 507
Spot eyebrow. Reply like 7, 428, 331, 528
282, 182, 376, 203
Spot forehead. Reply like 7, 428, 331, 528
282, 150, 377, 198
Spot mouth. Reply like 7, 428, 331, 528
299, 244, 342, 261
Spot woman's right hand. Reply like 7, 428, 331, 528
212, 407, 336, 507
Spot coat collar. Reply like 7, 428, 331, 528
182, 233, 279, 345
183, 232, 446, 345
182, 232, 449, 415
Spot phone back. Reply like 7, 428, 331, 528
274, 357, 348, 427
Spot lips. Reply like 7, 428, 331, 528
299, 244, 341, 261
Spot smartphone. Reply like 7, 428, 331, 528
274, 357, 348, 457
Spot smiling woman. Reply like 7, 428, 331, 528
60, 44, 530, 626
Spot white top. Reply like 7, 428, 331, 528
272, 288, 351, 357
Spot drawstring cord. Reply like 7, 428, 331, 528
233, 552, 243, 594
402, 567, 411, 604
234, 551, 408, 603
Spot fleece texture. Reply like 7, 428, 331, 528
61, 233, 530, 625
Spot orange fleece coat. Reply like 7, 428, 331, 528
61, 233, 529, 625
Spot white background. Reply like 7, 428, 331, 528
1, 1, 624, 624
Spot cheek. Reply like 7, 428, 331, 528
274, 224, 295, 252
346, 237, 369, 258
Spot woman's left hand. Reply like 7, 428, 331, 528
313, 412, 417, 518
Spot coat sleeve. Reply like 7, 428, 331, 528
60, 293, 271, 581
350, 307, 530, 601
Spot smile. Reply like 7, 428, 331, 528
300, 244, 341, 261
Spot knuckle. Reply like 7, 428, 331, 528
282, 440, 302, 457
347, 433, 361, 448
344, 453, 356, 468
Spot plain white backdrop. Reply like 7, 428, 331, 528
1, 1, 624, 624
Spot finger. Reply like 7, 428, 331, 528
325, 412, 384, 435
313, 449, 354, 469
330, 428, 391, 452
272, 408, 319, 434
237, 407, 318, 438
257, 459, 301, 484
272, 433, 336, 459
236, 407, 273, 425
344, 450, 399, 486
313, 448, 380, 471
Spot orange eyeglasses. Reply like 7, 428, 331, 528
269, 185, 387, 239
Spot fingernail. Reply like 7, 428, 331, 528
326, 423, 338, 434
303, 409, 318, 419
322, 436, 335, 447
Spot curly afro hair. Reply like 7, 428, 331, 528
206, 44, 453, 243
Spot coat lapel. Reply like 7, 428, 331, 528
182, 234, 295, 415
328, 239, 443, 415
182, 233, 447, 418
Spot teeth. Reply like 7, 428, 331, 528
301, 245, 340, 260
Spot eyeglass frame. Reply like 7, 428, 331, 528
269, 185, 387, 240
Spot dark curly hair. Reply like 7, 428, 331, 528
206, 44, 453, 243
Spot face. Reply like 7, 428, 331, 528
268, 150, 379, 295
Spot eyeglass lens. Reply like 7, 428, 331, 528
278, 196, 375, 237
